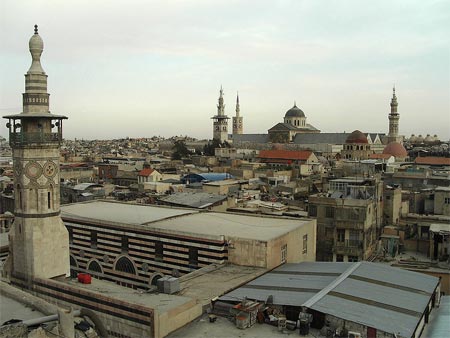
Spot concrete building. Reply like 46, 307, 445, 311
158, 192, 229, 211
308, 177, 383, 262
434, 187, 450, 216
3, 25, 69, 281
211, 86, 230, 142
429, 224, 450, 262
137, 167, 163, 183
257, 149, 321, 176
62, 201, 317, 289
341, 130, 373, 160
383, 185, 403, 226
60, 182, 105, 204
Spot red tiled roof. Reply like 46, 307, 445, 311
415, 157, 450, 166
138, 168, 155, 176
258, 149, 313, 160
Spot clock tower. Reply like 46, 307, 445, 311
4, 25, 69, 282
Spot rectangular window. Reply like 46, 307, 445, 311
47, 191, 51, 209
308, 205, 317, 217
337, 229, 345, 243
348, 255, 359, 262
336, 254, 344, 262
445, 197, 450, 204
325, 207, 335, 218
91, 231, 97, 249
155, 241, 163, 262
189, 247, 198, 268
349, 209, 359, 220
281, 244, 287, 263
302, 235, 308, 254
121, 236, 128, 253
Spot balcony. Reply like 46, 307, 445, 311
9, 132, 62, 146
333, 239, 363, 256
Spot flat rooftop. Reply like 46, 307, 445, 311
178, 264, 267, 308
61, 200, 197, 225
0, 294, 45, 324
150, 211, 312, 241
59, 276, 194, 314
61, 201, 314, 241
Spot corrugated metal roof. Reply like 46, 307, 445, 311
311, 294, 419, 338
219, 262, 439, 337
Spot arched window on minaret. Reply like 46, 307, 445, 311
17, 184, 22, 210
48, 184, 54, 209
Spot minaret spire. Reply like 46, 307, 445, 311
232, 91, 243, 136
217, 85, 225, 116
3, 25, 69, 281
387, 86, 401, 144
212, 86, 229, 142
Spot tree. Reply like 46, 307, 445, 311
203, 139, 231, 156
172, 140, 191, 160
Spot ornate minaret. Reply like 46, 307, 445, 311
232, 92, 243, 135
387, 87, 402, 144
4, 25, 69, 282
211, 86, 230, 142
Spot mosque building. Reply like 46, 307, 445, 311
268, 103, 320, 143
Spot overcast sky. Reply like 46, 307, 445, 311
1, 0, 449, 141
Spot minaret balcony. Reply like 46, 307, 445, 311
9, 131, 62, 146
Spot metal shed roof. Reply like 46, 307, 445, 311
220, 262, 439, 338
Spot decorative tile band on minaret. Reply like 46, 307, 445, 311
3, 25, 69, 283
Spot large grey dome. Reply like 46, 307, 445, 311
285, 105, 305, 118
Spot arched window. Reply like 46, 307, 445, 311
114, 256, 136, 275
70, 255, 78, 278
87, 260, 103, 278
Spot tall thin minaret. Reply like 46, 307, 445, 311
4, 25, 69, 282
211, 86, 229, 142
387, 86, 402, 144
232, 92, 243, 135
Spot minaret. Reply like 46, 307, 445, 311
4, 25, 69, 282
211, 86, 230, 142
387, 86, 402, 144
232, 92, 243, 135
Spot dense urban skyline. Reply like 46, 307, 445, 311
1, 0, 449, 140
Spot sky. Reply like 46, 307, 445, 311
1, 0, 449, 141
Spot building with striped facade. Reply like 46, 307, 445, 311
62, 200, 316, 290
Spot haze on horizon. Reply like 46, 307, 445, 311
1, 0, 449, 141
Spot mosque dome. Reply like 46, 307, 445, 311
424, 134, 434, 143
416, 135, 424, 143
383, 142, 408, 158
346, 130, 368, 144
409, 134, 418, 143
285, 104, 305, 118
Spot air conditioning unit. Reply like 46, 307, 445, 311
348, 332, 361, 338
